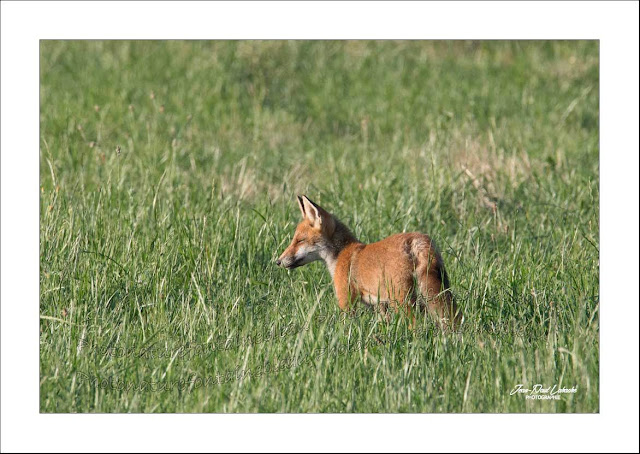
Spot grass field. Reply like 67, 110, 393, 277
39, 40, 599, 413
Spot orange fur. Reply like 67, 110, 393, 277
276, 195, 462, 329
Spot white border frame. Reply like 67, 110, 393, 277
2, 1, 638, 453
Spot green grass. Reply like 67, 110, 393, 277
39, 40, 599, 413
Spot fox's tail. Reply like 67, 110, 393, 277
410, 235, 463, 330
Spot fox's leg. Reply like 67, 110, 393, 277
333, 276, 359, 312
332, 253, 360, 311
426, 289, 461, 330
386, 286, 417, 328
405, 293, 417, 330
377, 301, 391, 322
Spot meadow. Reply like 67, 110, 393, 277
39, 40, 599, 412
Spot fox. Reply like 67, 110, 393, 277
276, 195, 463, 330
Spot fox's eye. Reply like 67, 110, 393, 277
296, 238, 306, 243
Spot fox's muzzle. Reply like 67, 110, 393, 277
275, 256, 302, 269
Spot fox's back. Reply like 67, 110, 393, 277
344, 232, 447, 302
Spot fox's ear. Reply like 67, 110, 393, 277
301, 195, 335, 234
300, 195, 321, 223
296, 195, 306, 218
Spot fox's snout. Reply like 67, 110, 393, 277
276, 235, 313, 267
275, 250, 304, 269
275, 255, 295, 268
275, 244, 297, 268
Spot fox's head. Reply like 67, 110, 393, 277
276, 195, 336, 269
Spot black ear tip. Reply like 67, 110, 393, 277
299, 195, 319, 208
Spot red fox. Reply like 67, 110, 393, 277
276, 195, 463, 329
